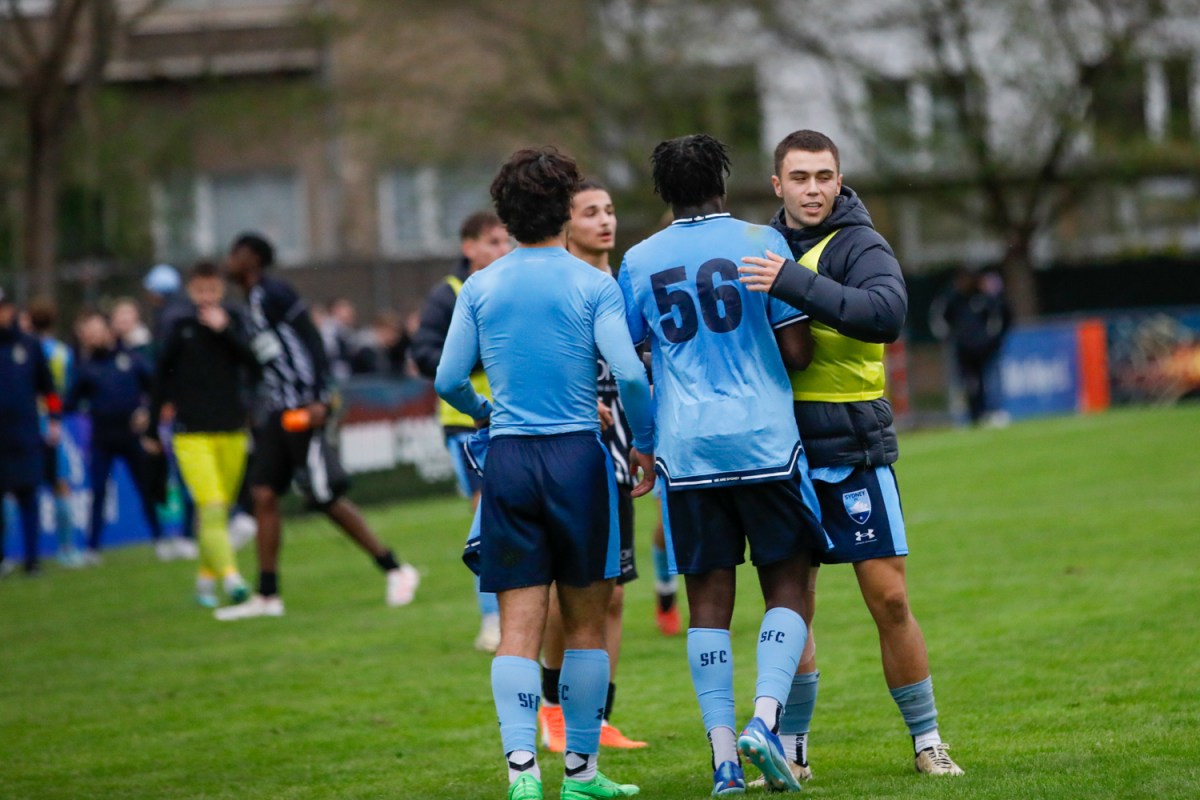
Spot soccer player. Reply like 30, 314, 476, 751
0, 290, 62, 577
412, 211, 511, 651
146, 261, 258, 608
217, 232, 419, 620
436, 147, 654, 800
536, 180, 647, 753
28, 299, 83, 568
66, 310, 164, 564
617, 134, 827, 795
739, 129, 965, 777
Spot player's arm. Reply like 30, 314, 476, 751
280, 293, 335, 421
434, 286, 491, 422
740, 233, 907, 344
595, 281, 655, 497
146, 322, 182, 443
410, 283, 457, 379
776, 319, 814, 371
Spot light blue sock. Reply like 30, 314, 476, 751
753, 608, 807, 730
780, 671, 819, 736
560, 649, 609, 757
476, 575, 499, 616
652, 543, 672, 584
890, 676, 938, 736
687, 628, 735, 733
491, 656, 541, 756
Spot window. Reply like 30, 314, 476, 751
378, 166, 492, 256
1163, 58, 1193, 142
1092, 58, 1147, 145
152, 169, 307, 264
867, 76, 916, 170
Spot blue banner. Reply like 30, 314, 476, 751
999, 324, 1082, 420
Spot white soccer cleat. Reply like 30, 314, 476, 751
79, 549, 104, 567
386, 564, 420, 607
915, 743, 964, 776
214, 594, 285, 621
155, 539, 177, 562
228, 513, 257, 551
474, 612, 501, 652
172, 537, 198, 560
746, 760, 812, 788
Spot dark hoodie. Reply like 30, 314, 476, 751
768, 187, 907, 469
411, 258, 471, 380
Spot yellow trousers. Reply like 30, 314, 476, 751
174, 431, 249, 579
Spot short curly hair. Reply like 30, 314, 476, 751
651, 134, 731, 208
490, 147, 581, 244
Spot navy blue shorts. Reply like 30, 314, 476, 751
811, 465, 908, 564
445, 428, 484, 498
661, 464, 828, 576
479, 431, 620, 593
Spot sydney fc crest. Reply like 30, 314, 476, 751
116, 353, 131, 371
12, 344, 26, 364
842, 489, 872, 525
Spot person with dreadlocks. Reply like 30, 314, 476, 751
616, 134, 828, 794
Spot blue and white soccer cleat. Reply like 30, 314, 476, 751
737, 718, 801, 792
711, 760, 745, 795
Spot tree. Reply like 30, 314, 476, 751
750, 0, 1200, 318
0, 0, 164, 299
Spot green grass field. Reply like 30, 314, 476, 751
4, 406, 1200, 799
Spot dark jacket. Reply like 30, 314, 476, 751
149, 303, 259, 435
768, 187, 907, 469
65, 344, 152, 445
411, 258, 471, 380
0, 323, 57, 455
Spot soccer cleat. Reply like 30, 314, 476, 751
57, 548, 86, 569
228, 512, 257, 551
155, 539, 177, 562
80, 549, 104, 567
476, 612, 501, 652
560, 770, 639, 799
172, 537, 199, 560
711, 760, 745, 795
655, 603, 681, 636
223, 574, 251, 605
915, 743, 964, 776
508, 772, 543, 800
737, 717, 801, 792
386, 563, 420, 607
599, 721, 647, 749
747, 760, 812, 789
195, 590, 219, 609
539, 703, 566, 753
214, 594, 285, 621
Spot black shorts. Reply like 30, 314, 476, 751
250, 412, 349, 509
661, 473, 827, 576
615, 484, 637, 585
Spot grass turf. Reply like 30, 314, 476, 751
2, 405, 1199, 799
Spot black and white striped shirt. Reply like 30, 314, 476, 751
246, 276, 330, 414
597, 354, 634, 488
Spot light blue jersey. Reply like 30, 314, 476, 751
436, 246, 654, 451
618, 213, 806, 487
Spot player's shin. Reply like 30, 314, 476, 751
559, 649, 609, 782
687, 628, 737, 767
492, 656, 542, 783
753, 608, 807, 732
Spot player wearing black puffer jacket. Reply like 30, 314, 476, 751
739, 129, 964, 781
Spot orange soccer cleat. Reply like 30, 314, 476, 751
655, 603, 681, 636
599, 721, 648, 749
539, 703, 566, 752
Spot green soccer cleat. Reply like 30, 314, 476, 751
508, 773, 543, 800
560, 771, 639, 799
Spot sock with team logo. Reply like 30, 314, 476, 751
506, 750, 540, 784
752, 608, 807, 732
890, 676, 940, 752
492, 655, 541, 774
688, 628, 736, 762
780, 671, 819, 763
559, 649, 609, 771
